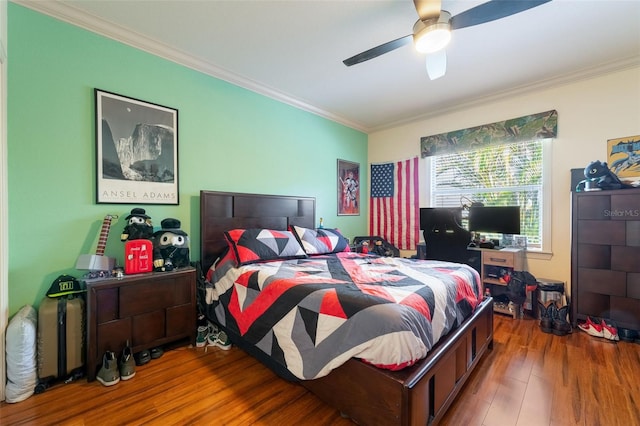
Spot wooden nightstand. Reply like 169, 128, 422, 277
480, 248, 524, 318
85, 267, 196, 381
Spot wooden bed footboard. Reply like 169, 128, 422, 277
301, 297, 494, 426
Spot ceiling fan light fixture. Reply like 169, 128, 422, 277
413, 11, 451, 54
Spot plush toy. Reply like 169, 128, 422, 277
576, 160, 630, 191
120, 208, 153, 241
151, 218, 190, 272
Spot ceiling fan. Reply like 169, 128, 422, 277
343, 0, 552, 80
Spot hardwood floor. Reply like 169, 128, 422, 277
1, 315, 639, 425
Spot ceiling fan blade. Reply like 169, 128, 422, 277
413, 0, 441, 21
426, 49, 447, 80
343, 34, 413, 66
450, 0, 552, 30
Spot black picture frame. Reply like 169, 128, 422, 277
95, 89, 179, 204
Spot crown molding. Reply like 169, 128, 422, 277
13, 0, 369, 133
12, 1, 640, 135
370, 55, 640, 133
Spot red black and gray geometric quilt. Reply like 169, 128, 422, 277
205, 252, 482, 380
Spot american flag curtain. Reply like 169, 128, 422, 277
370, 157, 419, 251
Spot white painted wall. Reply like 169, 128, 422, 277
368, 66, 640, 293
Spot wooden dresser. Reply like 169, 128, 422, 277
85, 267, 196, 381
571, 188, 640, 330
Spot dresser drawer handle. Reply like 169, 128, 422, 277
489, 257, 507, 263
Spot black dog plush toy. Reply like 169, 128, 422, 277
120, 208, 154, 241
576, 160, 631, 191
152, 218, 190, 272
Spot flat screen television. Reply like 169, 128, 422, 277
419, 207, 463, 233
468, 206, 521, 235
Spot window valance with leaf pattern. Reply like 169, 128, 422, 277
420, 110, 557, 157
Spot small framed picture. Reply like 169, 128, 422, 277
607, 135, 640, 187
514, 236, 528, 250
95, 89, 179, 204
337, 159, 360, 216
501, 234, 514, 248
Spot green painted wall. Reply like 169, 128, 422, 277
7, 4, 368, 314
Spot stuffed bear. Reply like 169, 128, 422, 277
151, 218, 190, 272
120, 208, 154, 241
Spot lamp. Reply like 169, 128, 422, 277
413, 11, 452, 54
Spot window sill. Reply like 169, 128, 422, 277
523, 250, 553, 261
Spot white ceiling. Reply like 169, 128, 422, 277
18, 0, 640, 132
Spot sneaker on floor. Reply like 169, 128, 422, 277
601, 319, 619, 341
196, 325, 209, 348
97, 351, 120, 387
578, 316, 604, 338
206, 330, 231, 351
119, 343, 136, 381
208, 321, 220, 339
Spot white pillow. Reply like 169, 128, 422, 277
5, 305, 38, 403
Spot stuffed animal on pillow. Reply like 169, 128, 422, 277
120, 208, 153, 241
151, 218, 190, 272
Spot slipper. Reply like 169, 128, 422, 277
150, 347, 164, 359
134, 349, 151, 366
618, 327, 638, 342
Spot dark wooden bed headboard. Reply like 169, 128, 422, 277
200, 190, 316, 272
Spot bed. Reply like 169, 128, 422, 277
199, 190, 494, 425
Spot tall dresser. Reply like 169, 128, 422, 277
571, 187, 640, 330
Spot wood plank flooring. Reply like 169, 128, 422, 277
1, 315, 639, 425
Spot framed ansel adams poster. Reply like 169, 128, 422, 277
95, 89, 179, 204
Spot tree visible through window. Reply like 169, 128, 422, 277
430, 140, 546, 249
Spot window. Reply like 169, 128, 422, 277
429, 139, 551, 251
